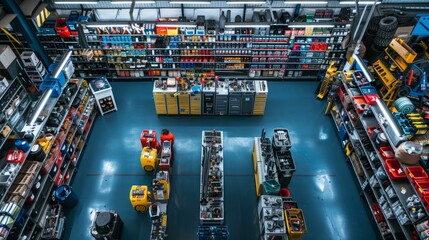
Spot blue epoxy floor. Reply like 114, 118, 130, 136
63, 81, 380, 240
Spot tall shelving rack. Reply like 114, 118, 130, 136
328, 56, 429, 240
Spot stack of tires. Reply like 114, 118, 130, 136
364, 16, 398, 64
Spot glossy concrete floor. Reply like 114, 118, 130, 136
63, 81, 381, 240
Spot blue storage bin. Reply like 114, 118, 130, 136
47, 63, 66, 87
55, 185, 78, 208
39, 80, 61, 97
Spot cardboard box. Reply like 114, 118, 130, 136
394, 26, 414, 42
0, 46, 16, 69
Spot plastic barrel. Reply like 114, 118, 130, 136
394, 97, 414, 114
55, 185, 78, 208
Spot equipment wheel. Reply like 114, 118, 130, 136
379, 16, 398, 31
398, 86, 410, 98
135, 205, 147, 212
144, 165, 155, 172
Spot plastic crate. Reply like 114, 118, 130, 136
385, 160, 406, 179
379, 146, 394, 161
272, 128, 291, 151
39, 20, 56, 35
406, 166, 429, 184
55, 18, 70, 38
415, 180, 429, 198
285, 208, 307, 238
352, 96, 368, 113
274, 150, 295, 174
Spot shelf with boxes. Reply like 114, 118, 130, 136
326, 64, 429, 239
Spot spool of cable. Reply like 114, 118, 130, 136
394, 97, 415, 114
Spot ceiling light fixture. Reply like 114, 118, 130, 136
111, 1, 155, 3
54, 1, 98, 4
284, 1, 328, 4
339, 1, 380, 4
227, 1, 266, 4
169, 1, 211, 4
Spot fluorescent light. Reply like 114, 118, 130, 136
285, 1, 328, 3
340, 1, 380, 4
55, 1, 98, 4
111, 1, 155, 3
290, 24, 334, 28
170, 1, 211, 4
227, 1, 266, 4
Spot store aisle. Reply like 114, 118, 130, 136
63, 81, 380, 240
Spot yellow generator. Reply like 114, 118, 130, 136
152, 171, 170, 201
130, 185, 152, 212
140, 147, 158, 172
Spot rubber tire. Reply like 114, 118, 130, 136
144, 165, 154, 172
379, 16, 398, 31
368, 16, 383, 32
363, 32, 376, 47
374, 37, 393, 49
135, 205, 147, 212
398, 86, 410, 98
375, 29, 396, 39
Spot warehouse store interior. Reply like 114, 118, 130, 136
0, 0, 428, 240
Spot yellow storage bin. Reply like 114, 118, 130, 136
285, 208, 307, 240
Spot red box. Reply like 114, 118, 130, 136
363, 94, 379, 105
406, 166, 429, 184
385, 160, 406, 179
379, 146, 394, 161
54, 170, 64, 186
6, 150, 25, 164
367, 126, 379, 137
55, 18, 71, 38
352, 96, 368, 113
415, 180, 429, 198
140, 130, 160, 150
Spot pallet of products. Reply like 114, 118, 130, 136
200, 130, 224, 225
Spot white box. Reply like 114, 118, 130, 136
20, 51, 40, 67
261, 220, 287, 235
0, 45, 16, 69
258, 195, 283, 214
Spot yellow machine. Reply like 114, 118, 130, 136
372, 59, 402, 107
152, 171, 170, 201
385, 38, 417, 72
316, 61, 338, 99
130, 185, 152, 212
140, 147, 158, 172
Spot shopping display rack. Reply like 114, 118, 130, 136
198, 130, 228, 240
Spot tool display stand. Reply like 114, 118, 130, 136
253, 136, 279, 196
177, 81, 191, 115
90, 210, 123, 240
41, 204, 65, 240
228, 80, 255, 115
202, 85, 216, 115
190, 85, 202, 115
89, 77, 117, 116
200, 130, 224, 225
254, 81, 268, 115
149, 203, 167, 240
153, 80, 168, 114
258, 196, 288, 240
165, 79, 178, 115
215, 81, 228, 115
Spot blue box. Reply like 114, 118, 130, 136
39, 80, 61, 97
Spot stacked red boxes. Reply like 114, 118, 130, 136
6, 150, 25, 164
406, 166, 429, 184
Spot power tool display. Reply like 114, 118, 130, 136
198, 130, 229, 240
200, 130, 224, 225
253, 128, 296, 196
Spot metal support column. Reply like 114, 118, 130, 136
0, 0, 51, 67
